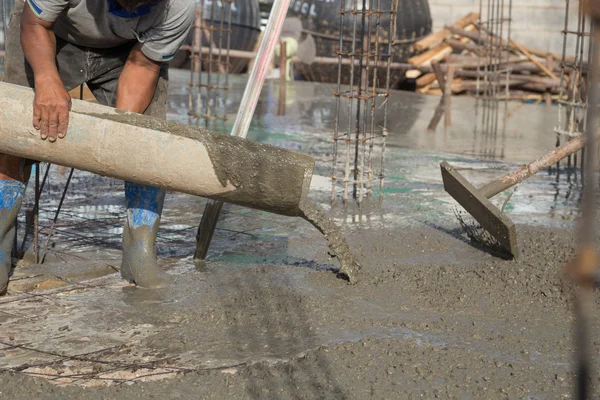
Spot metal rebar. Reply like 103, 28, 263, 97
475, 0, 512, 156
40, 167, 74, 264
555, 0, 593, 174
331, 0, 395, 205
33, 162, 40, 263
331, 0, 346, 204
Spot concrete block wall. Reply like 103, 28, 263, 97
427, 0, 582, 55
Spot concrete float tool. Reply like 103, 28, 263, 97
0, 82, 314, 217
441, 134, 589, 258
194, 0, 293, 261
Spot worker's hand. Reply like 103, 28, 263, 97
32, 76, 71, 142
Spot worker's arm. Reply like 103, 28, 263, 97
116, 0, 194, 112
21, 5, 71, 142
115, 43, 161, 114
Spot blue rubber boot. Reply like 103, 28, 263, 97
121, 182, 172, 288
0, 180, 25, 295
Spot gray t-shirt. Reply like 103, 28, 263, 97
26, 0, 194, 62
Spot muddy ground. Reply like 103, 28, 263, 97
1, 222, 595, 399
0, 73, 595, 399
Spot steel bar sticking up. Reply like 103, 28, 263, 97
330, 0, 398, 205
188, 0, 233, 133
554, 0, 594, 171
474, 0, 512, 160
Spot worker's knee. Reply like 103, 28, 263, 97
0, 154, 31, 182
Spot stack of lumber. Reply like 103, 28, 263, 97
407, 12, 566, 103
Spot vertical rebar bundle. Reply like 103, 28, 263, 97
475, 0, 512, 156
554, 0, 593, 170
188, 0, 233, 133
331, 0, 398, 205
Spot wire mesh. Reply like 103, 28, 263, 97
330, 0, 397, 205
188, 0, 233, 133
554, 0, 593, 170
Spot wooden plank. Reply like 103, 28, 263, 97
416, 72, 436, 87
408, 41, 448, 66
544, 54, 553, 108
445, 38, 483, 55
430, 62, 447, 91
444, 66, 454, 128
408, 25, 477, 66
405, 69, 422, 79
427, 99, 445, 131
444, 25, 480, 42
416, 83, 433, 94
414, 12, 479, 52
509, 38, 558, 79
426, 88, 444, 96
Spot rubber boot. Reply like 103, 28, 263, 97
120, 182, 172, 288
0, 180, 25, 295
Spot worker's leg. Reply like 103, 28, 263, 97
1, 0, 34, 179
0, 0, 88, 286
0, 0, 27, 292
0, 179, 25, 295
120, 182, 171, 287
87, 51, 171, 288
0, 0, 35, 292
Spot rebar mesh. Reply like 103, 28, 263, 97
330, 0, 398, 205
554, 0, 593, 170
188, 0, 233, 133
16, 165, 206, 265
474, 0, 512, 156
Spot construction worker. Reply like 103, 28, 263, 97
0, 0, 195, 295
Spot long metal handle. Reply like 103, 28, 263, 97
230, 0, 290, 138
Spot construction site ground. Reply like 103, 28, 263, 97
0, 70, 595, 399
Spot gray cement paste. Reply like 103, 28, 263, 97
0, 224, 595, 399
299, 200, 360, 283
83, 112, 314, 217
83, 112, 362, 284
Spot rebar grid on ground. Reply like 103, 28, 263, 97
331, 0, 397, 205
188, 0, 233, 133
554, 0, 593, 170
474, 0, 512, 159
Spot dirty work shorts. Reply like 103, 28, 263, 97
4, 0, 169, 120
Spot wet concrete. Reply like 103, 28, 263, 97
299, 200, 361, 282
0, 70, 594, 398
